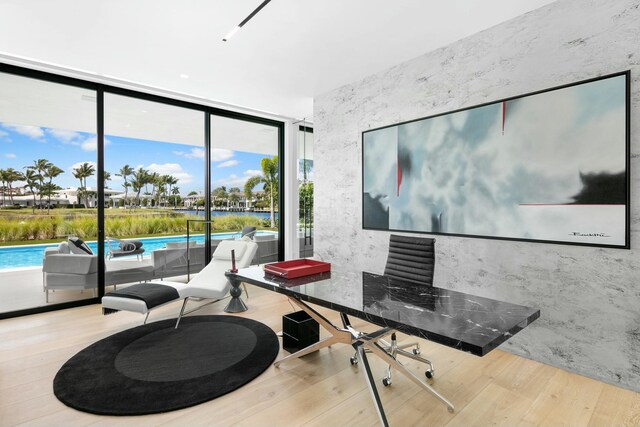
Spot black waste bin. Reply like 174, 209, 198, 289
282, 310, 319, 353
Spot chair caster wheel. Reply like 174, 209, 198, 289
425, 370, 434, 379
447, 406, 454, 413
413, 348, 421, 355
350, 356, 358, 365
382, 377, 392, 387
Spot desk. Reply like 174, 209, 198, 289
226, 266, 539, 426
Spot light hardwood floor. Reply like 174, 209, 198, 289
1, 285, 639, 427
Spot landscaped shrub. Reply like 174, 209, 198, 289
213, 215, 263, 231
0, 211, 272, 244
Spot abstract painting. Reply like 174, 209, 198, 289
362, 72, 629, 248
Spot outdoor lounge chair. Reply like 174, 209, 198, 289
106, 237, 145, 260
101, 239, 258, 327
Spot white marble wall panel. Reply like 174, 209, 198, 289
314, 0, 640, 391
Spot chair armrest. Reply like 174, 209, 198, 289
43, 247, 60, 258
43, 254, 98, 275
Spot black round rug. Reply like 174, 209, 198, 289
53, 315, 279, 415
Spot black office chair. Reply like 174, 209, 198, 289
384, 234, 435, 285
383, 234, 435, 385
348, 234, 436, 386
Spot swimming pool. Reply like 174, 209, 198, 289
0, 231, 277, 270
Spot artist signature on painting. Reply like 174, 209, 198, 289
569, 232, 611, 237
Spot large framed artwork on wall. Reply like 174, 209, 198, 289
362, 71, 630, 248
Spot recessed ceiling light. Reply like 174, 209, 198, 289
222, 0, 272, 42
180, 74, 189, 79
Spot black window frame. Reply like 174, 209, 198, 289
0, 62, 285, 319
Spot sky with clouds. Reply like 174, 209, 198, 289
0, 124, 272, 194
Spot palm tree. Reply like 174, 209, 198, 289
146, 172, 160, 207
72, 162, 95, 207
131, 167, 149, 208
43, 165, 63, 213
155, 174, 169, 207
122, 182, 131, 207
116, 164, 134, 207
72, 169, 84, 206
165, 175, 178, 208
39, 182, 61, 213
103, 171, 111, 188
212, 186, 228, 209
0, 169, 7, 207
171, 186, 180, 208
27, 159, 51, 208
3, 168, 23, 205
229, 187, 241, 210
244, 156, 279, 228
23, 169, 39, 213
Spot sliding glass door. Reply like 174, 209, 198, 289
0, 71, 97, 313
104, 93, 206, 286
298, 124, 314, 258
209, 114, 280, 264
0, 63, 285, 319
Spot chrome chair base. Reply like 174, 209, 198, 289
344, 317, 435, 386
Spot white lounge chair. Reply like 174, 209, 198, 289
101, 239, 258, 327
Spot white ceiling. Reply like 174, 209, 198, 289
0, 0, 556, 120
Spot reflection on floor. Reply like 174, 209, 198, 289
0, 264, 190, 314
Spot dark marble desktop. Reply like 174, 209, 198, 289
231, 266, 540, 357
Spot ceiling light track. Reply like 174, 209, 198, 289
222, 0, 272, 42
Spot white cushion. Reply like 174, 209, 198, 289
58, 242, 71, 254
165, 242, 187, 249
165, 241, 201, 249
101, 281, 188, 314
212, 240, 247, 261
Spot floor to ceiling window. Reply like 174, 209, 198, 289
0, 63, 285, 319
0, 71, 97, 313
297, 123, 314, 258
104, 93, 206, 286
209, 114, 281, 264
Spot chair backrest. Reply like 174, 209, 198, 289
188, 240, 258, 288
212, 239, 258, 269
383, 234, 435, 286
241, 226, 257, 239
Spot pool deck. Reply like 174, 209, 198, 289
0, 260, 189, 314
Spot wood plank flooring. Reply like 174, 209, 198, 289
1, 285, 639, 427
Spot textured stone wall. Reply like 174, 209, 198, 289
314, 0, 640, 391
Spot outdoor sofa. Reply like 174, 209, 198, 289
42, 233, 291, 302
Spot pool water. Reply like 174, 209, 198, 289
0, 232, 276, 270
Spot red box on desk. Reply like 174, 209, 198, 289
264, 259, 331, 279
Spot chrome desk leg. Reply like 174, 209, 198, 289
276, 297, 455, 425
356, 342, 389, 427
365, 339, 455, 413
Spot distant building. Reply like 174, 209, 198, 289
54, 187, 123, 208
4, 187, 124, 208
183, 193, 204, 208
